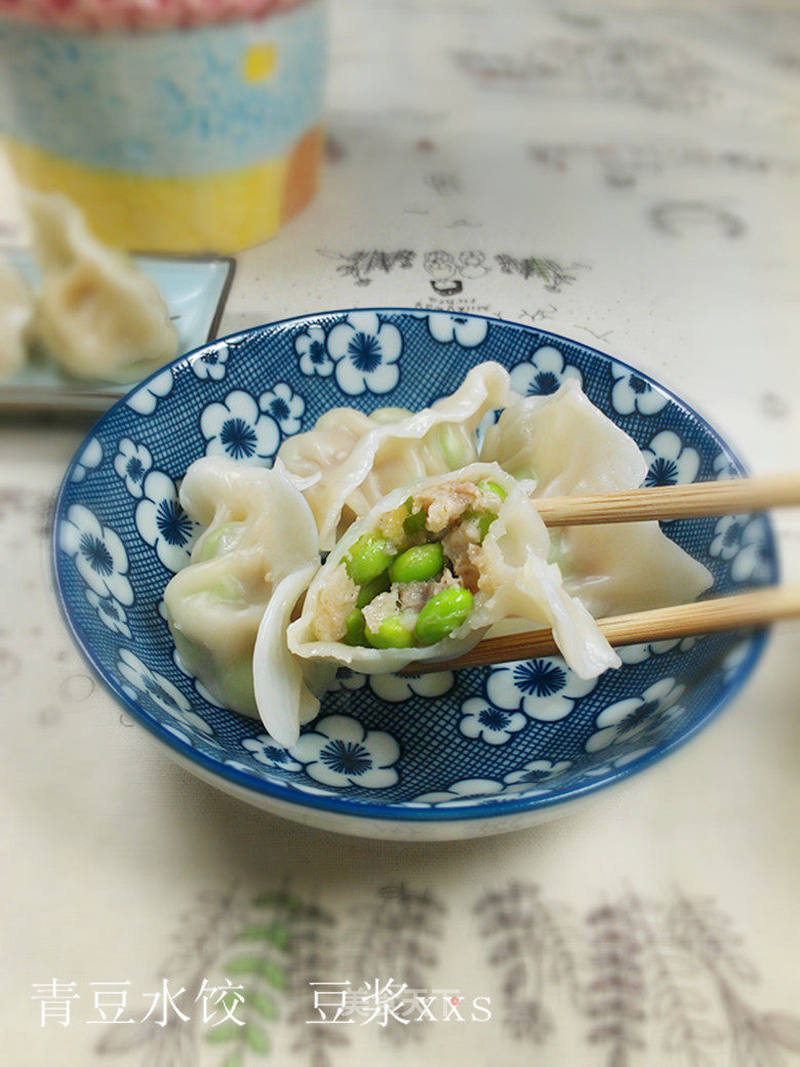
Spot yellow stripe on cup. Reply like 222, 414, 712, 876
3, 127, 323, 254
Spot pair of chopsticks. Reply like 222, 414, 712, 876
401, 473, 800, 674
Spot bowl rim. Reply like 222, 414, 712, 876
51, 306, 779, 824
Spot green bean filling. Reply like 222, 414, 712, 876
343, 607, 367, 646
463, 509, 496, 543
356, 572, 391, 609
403, 501, 428, 537
388, 542, 444, 584
477, 478, 507, 501
345, 533, 397, 585
415, 587, 474, 646
205, 575, 247, 603
433, 423, 475, 469
338, 481, 505, 648
194, 522, 241, 562
366, 615, 415, 649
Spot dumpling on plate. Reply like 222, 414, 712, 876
277, 361, 511, 549
0, 252, 34, 378
481, 380, 713, 617
257, 462, 619, 745
163, 457, 320, 717
25, 190, 179, 382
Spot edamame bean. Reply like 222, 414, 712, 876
194, 522, 240, 562
414, 586, 474, 646
343, 608, 367, 646
205, 576, 245, 603
221, 655, 257, 709
403, 502, 428, 537
388, 542, 444, 584
433, 423, 476, 469
464, 509, 497, 542
366, 616, 415, 649
345, 533, 397, 585
356, 572, 391, 609
477, 479, 507, 501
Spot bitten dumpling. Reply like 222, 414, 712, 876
163, 457, 320, 717
0, 253, 34, 378
277, 361, 511, 549
256, 461, 621, 745
25, 190, 179, 381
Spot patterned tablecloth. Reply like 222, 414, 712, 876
1, 1, 799, 1063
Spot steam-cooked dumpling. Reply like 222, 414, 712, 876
277, 361, 511, 549
257, 461, 620, 745
25, 190, 178, 381
0, 253, 34, 377
253, 562, 335, 747
163, 457, 319, 717
481, 380, 712, 616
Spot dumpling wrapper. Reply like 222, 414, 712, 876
258, 461, 619, 746
0, 253, 34, 377
163, 457, 320, 717
277, 361, 511, 549
25, 190, 178, 382
481, 379, 713, 617
253, 563, 335, 748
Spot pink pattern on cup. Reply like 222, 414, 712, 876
0, 0, 311, 31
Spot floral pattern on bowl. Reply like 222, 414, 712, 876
52, 309, 778, 839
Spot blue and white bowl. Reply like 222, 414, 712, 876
52, 309, 778, 840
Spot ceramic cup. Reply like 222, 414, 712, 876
0, 0, 326, 253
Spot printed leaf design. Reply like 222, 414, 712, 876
665, 892, 800, 1067
205, 1021, 245, 1044
244, 1024, 270, 1054
238, 923, 291, 950
342, 883, 447, 1046
281, 894, 347, 1067
762, 1013, 800, 1052
662, 1019, 724, 1051
475, 880, 578, 1043
95, 1024, 155, 1055
252, 889, 306, 915
246, 991, 279, 1022
584, 900, 648, 1061
92, 880, 800, 1067
224, 955, 288, 989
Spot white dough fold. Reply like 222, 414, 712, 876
482, 380, 713, 617
277, 361, 511, 548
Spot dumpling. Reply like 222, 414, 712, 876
482, 377, 645, 493
25, 190, 178, 381
258, 461, 619, 744
163, 457, 320, 717
253, 562, 335, 748
277, 361, 511, 549
481, 380, 713, 617
0, 253, 34, 378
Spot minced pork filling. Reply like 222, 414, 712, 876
309, 478, 506, 649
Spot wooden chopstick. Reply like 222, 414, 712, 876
400, 585, 800, 674
534, 473, 800, 527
